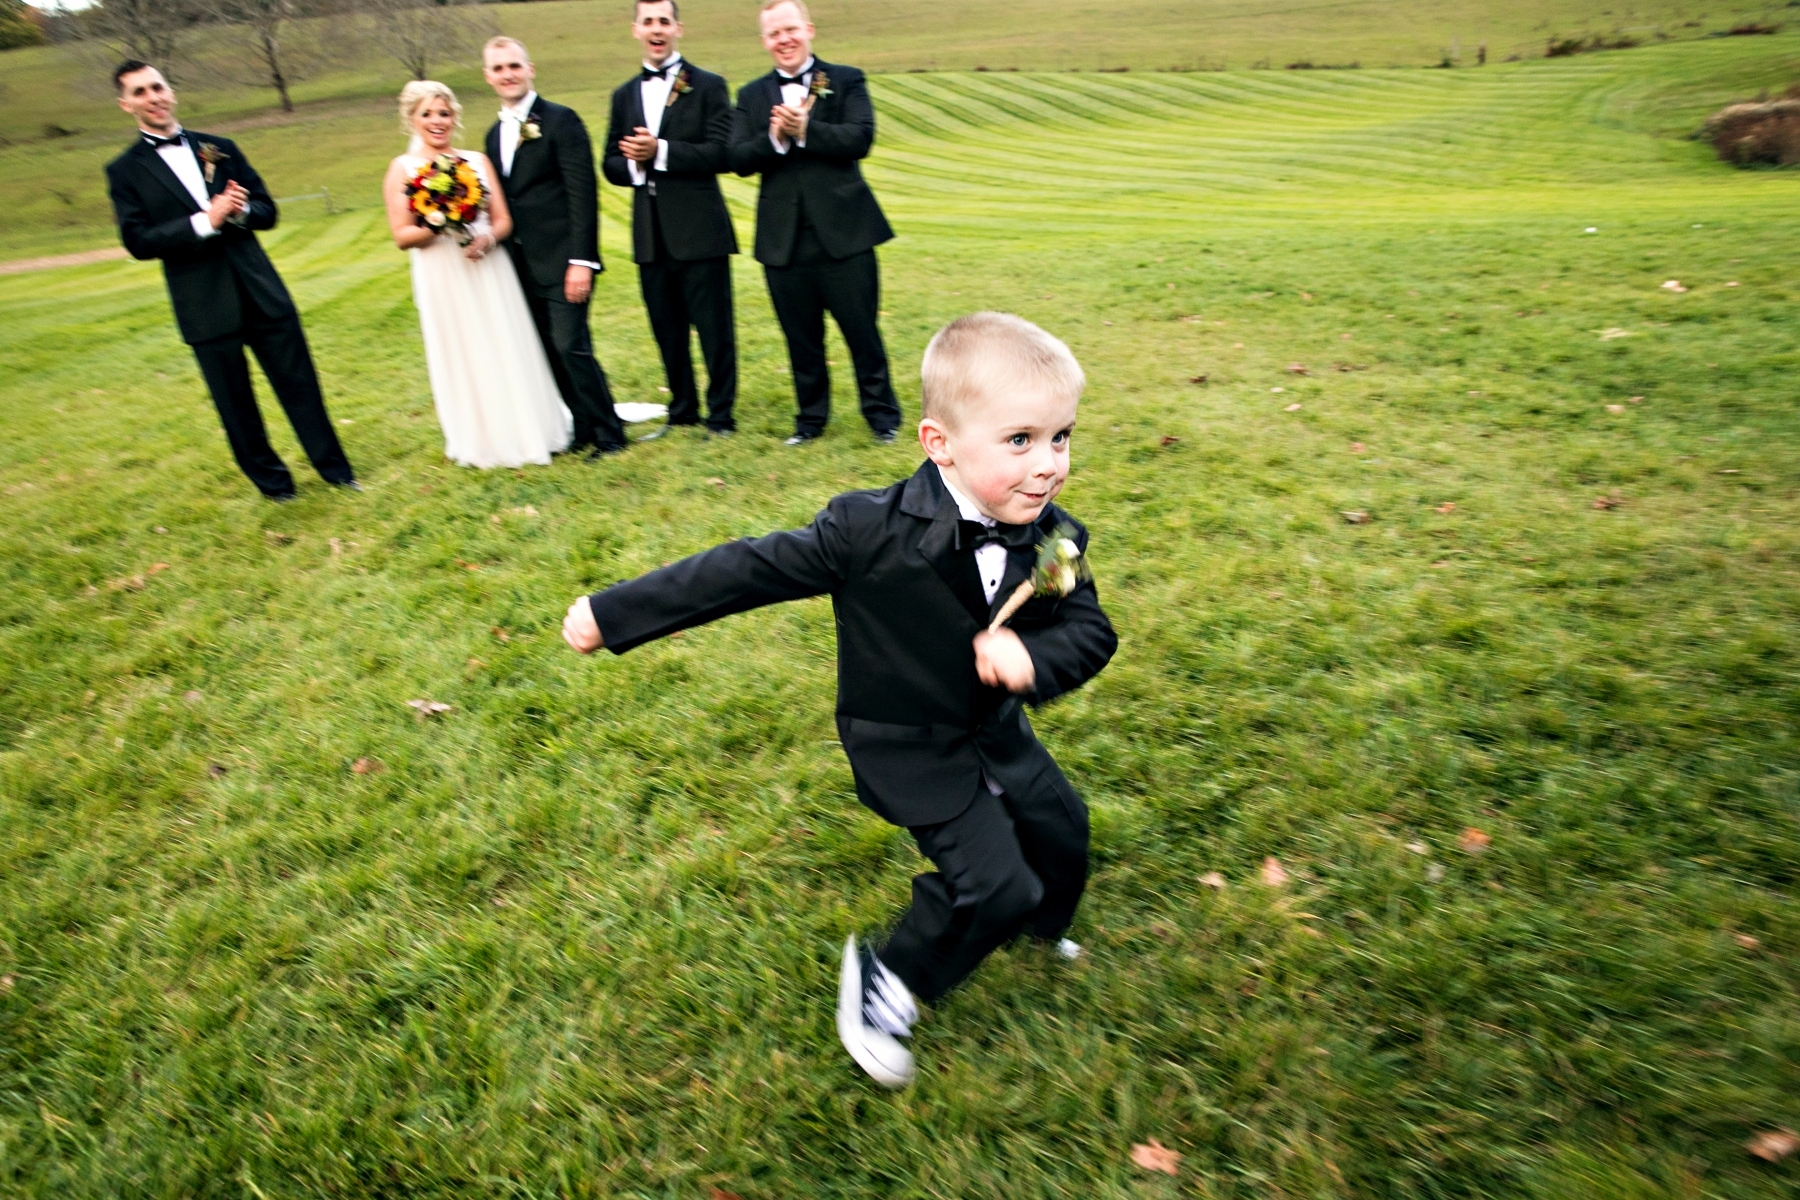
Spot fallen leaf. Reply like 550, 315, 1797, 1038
1435, 502, 1456, 514
1605, 404, 1625, 414
352, 757, 384, 775
406, 699, 454, 719
330, 537, 344, 555
1725, 281, 1739, 287
1660, 279, 1688, 293
1285, 403, 1303, 412
1747, 1129, 1800, 1162
1260, 856, 1289, 886
1150, 922, 1174, 941
207, 763, 228, 778
510, 505, 538, 516
1598, 327, 1632, 341
1628, 395, 1644, 404
1432, 560, 1451, 568
1592, 494, 1625, 510
1102, 320, 1113, 326
1341, 510, 1371, 524
1233, 341, 1244, 348
1286, 363, 1310, 375
183, 690, 203, 704
264, 530, 294, 545
154, 526, 168, 534
1458, 827, 1491, 854
1271, 386, 1285, 393
1189, 373, 1208, 385
148, 562, 169, 575
708, 1189, 746, 1200
1405, 841, 1429, 855
1199, 871, 1227, 889
0, 974, 12, 993
492, 626, 512, 642
456, 559, 482, 571
1350, 442, 1366, 453
1300, 291, 1314, 300
1426, 862, 1446, 882
1735, 933, 1762, 950
1160, 435, 1181, 447
489, 514, 502, 525
707, 477, 726, 488
1131, 1139, 1182, 1176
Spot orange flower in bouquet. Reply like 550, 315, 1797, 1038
405, 153, 486, 246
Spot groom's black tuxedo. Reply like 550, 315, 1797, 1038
602, 61, 739, 432
106, 131, 354, 497
730, 60, 899, 438
484, 95, 625, 452
589, 460, 1116, 1000
589, 461, 1117, 826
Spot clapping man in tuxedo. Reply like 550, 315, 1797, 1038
105, 61, 357, 501
483, 36, 628, 457
603, 0, 739, 440
731, 0, 900, 446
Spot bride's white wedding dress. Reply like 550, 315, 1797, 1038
400, 151, 571, 468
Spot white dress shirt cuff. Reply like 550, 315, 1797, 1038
654, 138, 670, 173
568, 260, 600, 271
770, 131, 790, 155
189, 211, 218, 240
628, 159, 646, 185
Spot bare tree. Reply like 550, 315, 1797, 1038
202, 0, 318, 111
357, 0, 488, 82
81, 0, 199, 79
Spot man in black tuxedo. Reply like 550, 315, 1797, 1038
602, 0, 739, 440
731, 0, 900, 445
561, 314, 1115, 1088
105, 61, 356, 501
482, 37, 627, 456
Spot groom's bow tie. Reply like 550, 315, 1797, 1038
777, 70, 809, 84
142, 131, 185, 149
955, 519, 1034, 552
641, 63, 673, 80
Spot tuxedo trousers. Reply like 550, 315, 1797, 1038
762, 226, 899, 438
639, 215, 736, 431
513, 259, 627, 451
880, 767, 1090, 1004
189, 276, 353, 498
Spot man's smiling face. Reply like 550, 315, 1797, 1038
759, 1, 814, 75
633, 0, 682, 65
117, 66, 177, 135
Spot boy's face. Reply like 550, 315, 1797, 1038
920, 387, 1078, 526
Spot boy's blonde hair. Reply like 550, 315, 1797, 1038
920, 312, 1085, 426
398, 80, 462, 136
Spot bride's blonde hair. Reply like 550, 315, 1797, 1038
398, 80, 463, 136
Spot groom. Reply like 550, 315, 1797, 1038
482, 36, 628, 457
105, 60, 357, 500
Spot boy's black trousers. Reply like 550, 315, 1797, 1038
880, 768, 1089, 1004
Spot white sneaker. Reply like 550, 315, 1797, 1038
1056, 938, 1084, 961
836, 936, 916, 1088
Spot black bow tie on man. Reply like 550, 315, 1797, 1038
142, 131, 185, 149
642, 63, 673, 80
956, 519, 1036, 553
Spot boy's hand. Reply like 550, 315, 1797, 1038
973, 628, 1035, 694
562, 596, 604, 654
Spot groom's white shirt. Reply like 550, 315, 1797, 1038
144, 127, 218, 241
627, 53, 678, 187
497, 91, 600, 273
770, 55, 814, 155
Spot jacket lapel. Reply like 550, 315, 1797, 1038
135, 139, 202, 214
988, 546, 1034, 624
901, 463, 991, 626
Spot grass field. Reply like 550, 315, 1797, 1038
3, 9, 1800, 1197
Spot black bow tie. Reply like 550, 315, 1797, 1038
956, 519, 1034, 553
143, 131, 184, 149
642, 64, 673, 80
777, 71, 809, 84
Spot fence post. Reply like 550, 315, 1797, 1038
322, 186, 333, 216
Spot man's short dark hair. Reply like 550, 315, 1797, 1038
634, 0, 678, 19
113, 60, 154, 92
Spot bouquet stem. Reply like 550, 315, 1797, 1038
987, 580, 1036, 635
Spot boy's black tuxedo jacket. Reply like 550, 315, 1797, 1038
105, 133, 291, 345
590, 461, 1117, 826
600, 62, 738, 264
729, 61, 894, 267
483, 97, 603, 298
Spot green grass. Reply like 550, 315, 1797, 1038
3, 19, 1800, 1200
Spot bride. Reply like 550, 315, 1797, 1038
383, 81, 572, 468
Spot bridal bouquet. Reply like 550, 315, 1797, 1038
989, 525, 1091, 633
405, 154, 486, 246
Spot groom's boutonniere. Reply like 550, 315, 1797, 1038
988, 524, 1091, 633
196, 141, 229, 185
806, 69, 832, 106
521, 114, 542, 141
665, 67, 692, 108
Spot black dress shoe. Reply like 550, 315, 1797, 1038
706, 427, 737, 439
872, 429, 898, 444
265, 491, 298, 503
586, 443, 627, 459
784, 431, 822, 446
334, 480, 363, 492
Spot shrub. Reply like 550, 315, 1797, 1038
1546, 34, 1641, 56
0, 0, 45, 49
1703, 90, 1800, 166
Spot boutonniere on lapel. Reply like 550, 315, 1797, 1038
988, 525, 1090, 632
665, 66, 692, 108
803, 68, 832, 110
196, 141, 229, 185
520, 113, 542, 141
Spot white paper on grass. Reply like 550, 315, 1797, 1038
614, 402, 670, 424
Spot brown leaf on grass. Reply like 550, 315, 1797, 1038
1605, 404, 1626, 414
1349, 442, 1366, 453
1160, 435, 1181, 446
1199, 871, 1227, 890
1436, 502, 1456, 514
1189, 373, 1209, 385
708, 1188, 746, 1200
1260, 856, 1289, 886
264, 530, 294, 546
0, 974, 12, 993
1284, 402, 1303, 412
492, 626, 512, 643
148, 562, 169, 575
1747, 1128, 1800, 1162
1735, 933, 1762, 950
1628, 395, 1644, 404
1341, 511, 1372, 524
1660, 279, 1688, 293
330, 536, 344, 555
1286, 362, 1310, 375
456, 559, 482, 571
1593, 493, 1625, 510
1131, 1139, 1182, 1176
1300, 291, 1314, 300
1598, 327, 1632, 341
406, 699, 454, 720
352, 757, 384, 775
207, 763, 228, 778
1459, 827, 1491, 854
707, 477, 726, 488
1332, 362, 1367, 372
